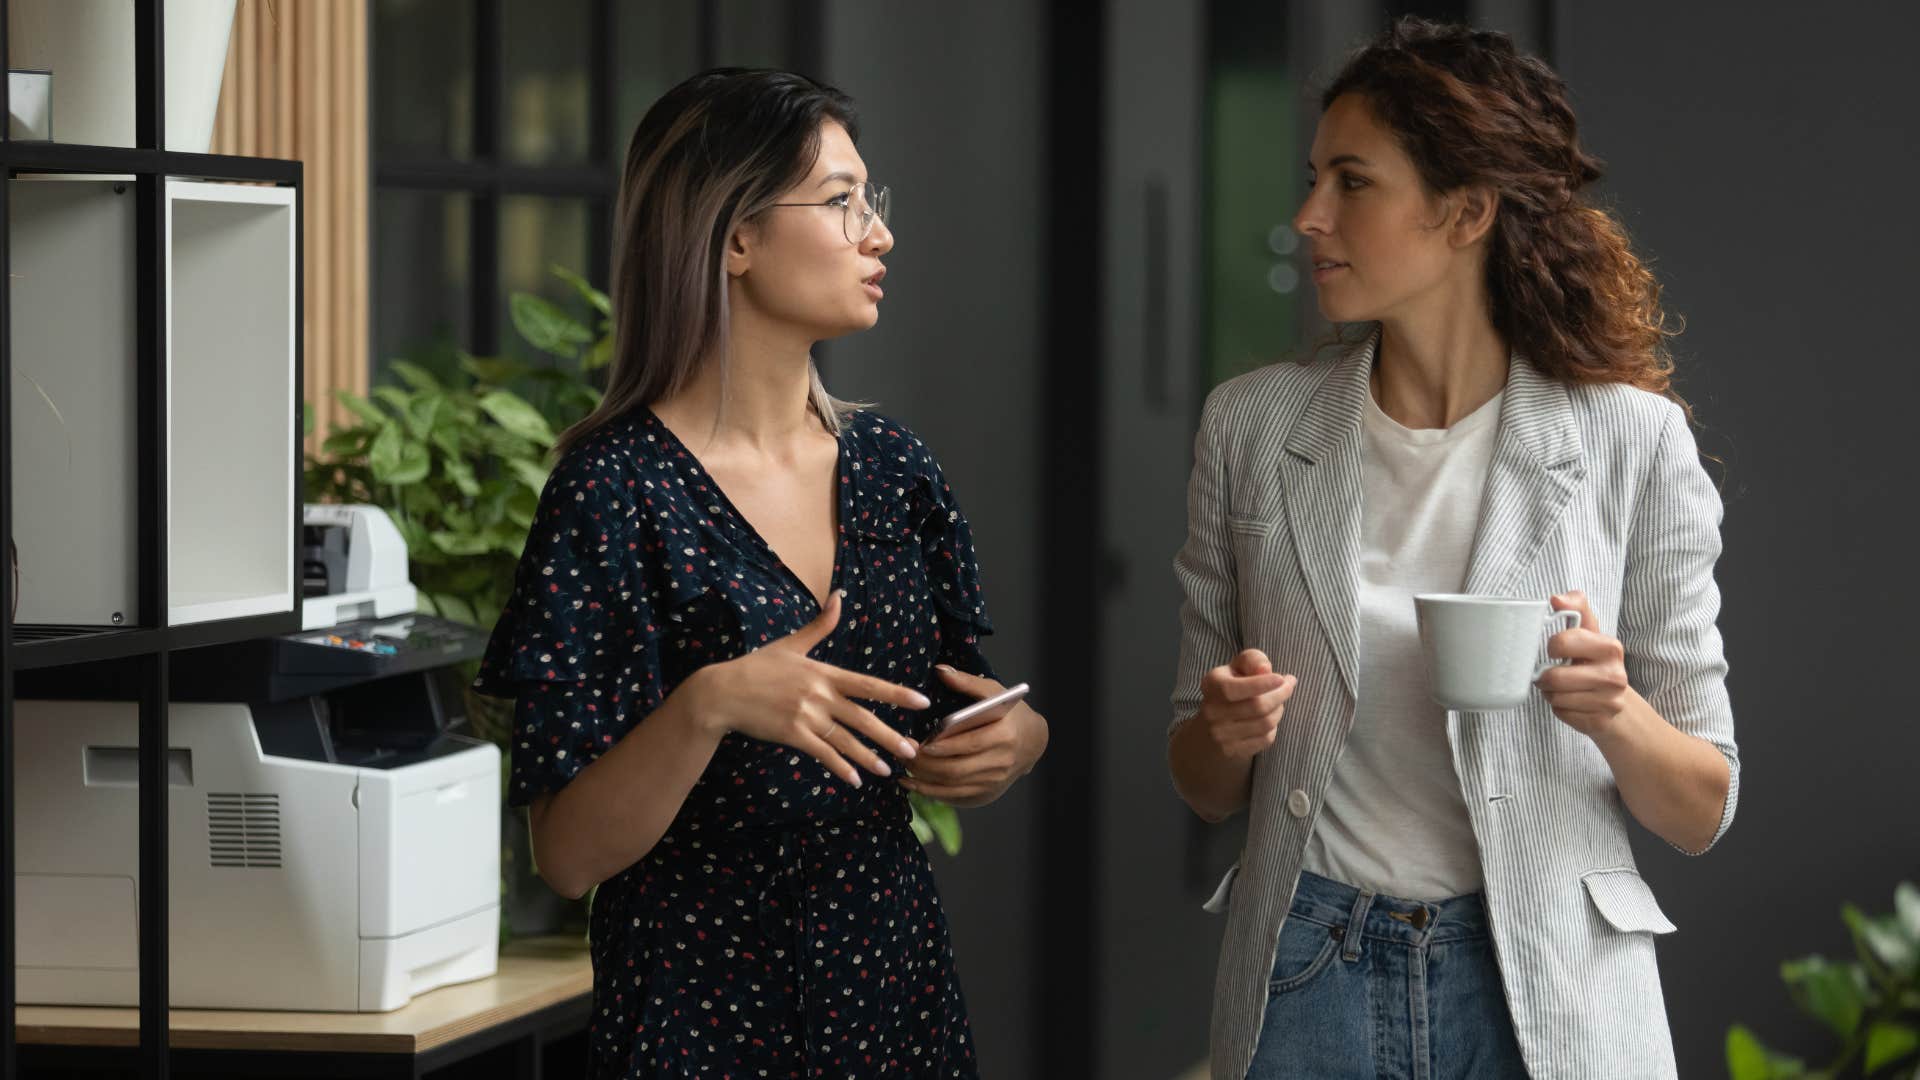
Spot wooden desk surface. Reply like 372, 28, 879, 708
13, 936, 592, 1055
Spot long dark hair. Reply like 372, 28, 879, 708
557, 68, 865, 458
1323, 18, 1684, 406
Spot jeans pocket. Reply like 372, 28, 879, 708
1267, 918, 1342, 994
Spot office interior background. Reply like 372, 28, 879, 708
6, 0, 1917, 1077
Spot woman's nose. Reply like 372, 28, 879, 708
864, 216, 895, 254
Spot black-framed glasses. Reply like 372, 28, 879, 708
770, 181, 891, 244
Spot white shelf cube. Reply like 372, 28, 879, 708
7, 178, 141, 626
165, 179, 297, 627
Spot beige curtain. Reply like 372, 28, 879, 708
210, 0, 369, 453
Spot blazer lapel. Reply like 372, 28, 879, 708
1460, 355, 1587, 597
1278, 334, 1375, 703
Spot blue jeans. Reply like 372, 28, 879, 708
1244, 871, 1528, 1079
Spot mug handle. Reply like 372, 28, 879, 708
1532, 608, 1584, 681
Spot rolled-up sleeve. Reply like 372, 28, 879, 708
1170, 391, 1241, 739
1618, 401, 1739, 853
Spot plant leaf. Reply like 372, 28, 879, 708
387, 438, 432, 485
1867, 1021, 1920, 1074
1726, 1025, 1805, 1079
460, 354, 532, 386
334, 389, 389, 428
1782, 956, 1868, 1037
479, 390, 558, 447
510, 293, 593, 359
508, 457, 552, 494
906, 794, 962, 857
404, 393, 444, 441
367, 423, 403, 482
581, 333, 614, 372
389, 360, 443, 393
1895, 883, 1920, 946
302, 401, 316, 437
1849, 905, 1919, 976
321, 428, 374, 458
372, 384, 412, 409
430, 531, 492, 557
551, 264, 612, 316
443, 457, 481, 498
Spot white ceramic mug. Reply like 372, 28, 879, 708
1414, 593, 1582, 711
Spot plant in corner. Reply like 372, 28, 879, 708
1727, 882, 1920, 1079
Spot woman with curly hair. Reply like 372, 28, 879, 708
1168, 18, 1738, 1079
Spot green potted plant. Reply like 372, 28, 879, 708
1728, 882, 1920, 1079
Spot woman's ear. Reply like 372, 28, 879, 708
725, 219, 756, 279
1449, 185, 1499, 248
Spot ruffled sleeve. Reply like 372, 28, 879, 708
915, 454, 998, 693
474, 456, 661, 808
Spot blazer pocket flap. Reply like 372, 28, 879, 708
1202, 862, 1240, 915
1226, 515, 1277, 538
1581, 868, 1677, 935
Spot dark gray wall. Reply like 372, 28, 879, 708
1554, 3, 1920, 1074
819, 5, 1049, 1077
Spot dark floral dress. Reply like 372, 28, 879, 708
474, 407, 995, 1078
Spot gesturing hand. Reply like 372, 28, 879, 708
683, 591, 929, 787
1194, 649, 1296, 759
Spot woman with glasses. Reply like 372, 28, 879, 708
475, 68, 1047, 1079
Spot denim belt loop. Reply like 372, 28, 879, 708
1342, 888, 1372, 962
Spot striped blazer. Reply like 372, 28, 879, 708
1170, 331, 1740, 1080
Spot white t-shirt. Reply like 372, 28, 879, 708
1300, 386, 1504, 900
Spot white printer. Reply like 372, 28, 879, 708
13, 506, 503, 1012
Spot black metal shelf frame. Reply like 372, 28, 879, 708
0, 3, 306, 1078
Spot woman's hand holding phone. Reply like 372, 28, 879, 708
898, 665, 1048, 808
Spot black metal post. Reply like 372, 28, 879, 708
471, 0, 504, 357
136, 1, 171, 1075
1040, 0, 1105, 1074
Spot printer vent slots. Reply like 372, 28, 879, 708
207, 793, 283, 869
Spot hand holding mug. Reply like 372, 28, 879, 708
1536, 590, 1633, 738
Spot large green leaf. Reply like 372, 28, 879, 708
510, 293, 593, 359
371, 385, 414, 416
1868, 1021, 1920, 1074
1726, 1026, 1805, 1080
551, 264, 612, 316
302, 401, 316, 437
479, 390, 558, 447
1782, 956, 1868, 1037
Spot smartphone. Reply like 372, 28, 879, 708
930, 682, 1031, 742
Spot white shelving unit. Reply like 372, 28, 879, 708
164, 179, 296, 627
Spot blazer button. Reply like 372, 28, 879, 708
1287, 789, 1311, 818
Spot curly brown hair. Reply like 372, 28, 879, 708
1323, 17, 1684, 405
